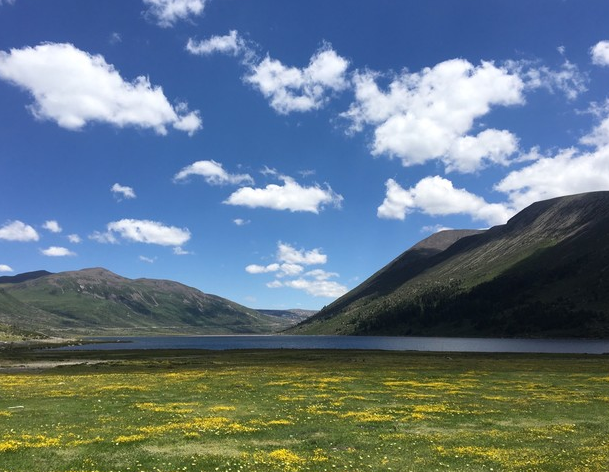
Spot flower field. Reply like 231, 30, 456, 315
0, 350, 608, 471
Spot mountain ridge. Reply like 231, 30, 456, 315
291, 191, 609, 338
0, 267, 303, 336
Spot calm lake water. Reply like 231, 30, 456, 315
58, 335, 609, 354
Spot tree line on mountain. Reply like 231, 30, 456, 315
351, 257, 609, 338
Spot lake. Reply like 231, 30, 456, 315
57, 335, 609, 354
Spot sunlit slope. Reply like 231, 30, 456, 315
292, 192, 609, 337
0, 268, 290, 335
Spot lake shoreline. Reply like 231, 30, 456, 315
37, 334, 609, 355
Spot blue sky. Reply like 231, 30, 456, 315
2, 0, 609, 310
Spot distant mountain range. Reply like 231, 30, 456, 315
291, 192, 609, 338
0, 268, 313, 337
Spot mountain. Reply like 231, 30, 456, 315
256, 309, 317, 324
0, 268, 295, 336
0, 270, 53, 284
291, 192, 609, 338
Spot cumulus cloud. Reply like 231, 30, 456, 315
515, 59, 588, 100
591, 40, 609, 66
245, 44, 349, 114
0, 43, 201, 135
246, 242, 345, 298
174, 160, 253, 185
245, 263, 281, 274
0, 264, 13, 272
245, 242, 326, 278
305, 269, 339, 280
92, 219, 191, 247
187, 30, 244, 56
143, 0, 206, 28
277, 242, 327, 265
343, 59, 524, 171
68, 234, 82, 243
89, 231, 118, 244
495, 147, 609, 211
377, 177, 514, 226
111, 183, 136, 200
233, 218, 250, 226
43, 220, 62, 233
245, 262, 303, 277
0, 220, 39, 241
270, 278, 348, 298
489, 103, 609, 210
41, 246, 76, 257
224, 176, 342, 213
173, 246, 192, 255
446, 129, 519, 173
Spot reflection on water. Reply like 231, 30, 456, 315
58, 335, 609, 354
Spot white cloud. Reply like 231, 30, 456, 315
343, 59, 524, 171
111, 183, 136, 200
246, 44, 349, 114
495, 147, 609, 211
108, 219, 191, 246
245, 262, 303, 277
445, 129, 519, 173
173, 246, 192, 255
591, 40, 609, 66
187, 30, 244, 56
377, 177, 514, 226
305, 269, 339, 281
143, 0, 205, 28
516, 59, 588, 100
109, 32, 122, 45
92, 219, 191, 247
0, 43, 202, 135
247, 241, 344, 298
270, 278, 348, 298
0, 264, 13, 272
277, 242, 327, 265
278, 263, 304, 277
580, 102, 609, 148
485, 93, 609, 211
43, 220, 62, 233
68, 234, 82, 243
139, 255, 156, 263
421, 224, 453, 234
224, 176, 342, 213
233, 218, 250, 226
0, 220, 39, 242
261, 166, 278, 177
245, 263, 281, 274
174, 160, 254, 185
41, 246, 76, 257
89, 231, 118, 244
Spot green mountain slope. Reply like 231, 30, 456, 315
291, 192, 609, 338
256, 309, 317, 324
0, 268, 292, 336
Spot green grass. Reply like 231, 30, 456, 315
1, 350, 608, 471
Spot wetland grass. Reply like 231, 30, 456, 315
0, 349, 608, 471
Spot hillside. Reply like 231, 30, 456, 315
256, 309, 317, 324
291, 192, 609, 338
0, 268, 295, 336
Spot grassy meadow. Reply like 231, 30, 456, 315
0, 349, 608, 471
